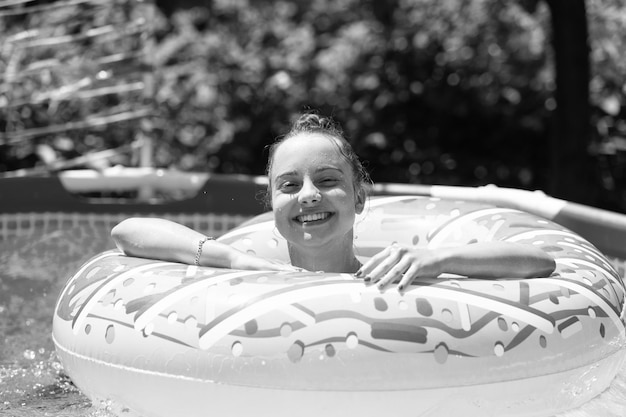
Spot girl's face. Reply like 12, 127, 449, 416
269, 133, 365, 250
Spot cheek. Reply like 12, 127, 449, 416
270, 189, 283, 208
272, 204, 284, 220
272, 198, 290, 226
271, 192, 289, 210
330, 187, 356, 207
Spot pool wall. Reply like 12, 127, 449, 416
3, 171, 626, 267
0, 174, 263, 241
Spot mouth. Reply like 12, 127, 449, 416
294, 212, 332, 224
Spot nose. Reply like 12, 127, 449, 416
298, 179, 321, 205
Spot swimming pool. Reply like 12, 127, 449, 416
1, 174, 625, 417
0, 212, 238, 417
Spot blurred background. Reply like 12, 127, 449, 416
1, 0, 625, 212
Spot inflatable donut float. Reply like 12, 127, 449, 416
52, 196, 626, 417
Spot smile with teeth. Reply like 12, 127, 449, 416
296, 212, 331, 223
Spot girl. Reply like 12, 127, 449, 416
112, 113, 555, 290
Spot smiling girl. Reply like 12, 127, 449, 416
112, 113, 555, 290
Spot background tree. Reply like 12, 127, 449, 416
1, 0, 625, 213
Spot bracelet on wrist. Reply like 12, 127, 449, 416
195, 236, 215, 266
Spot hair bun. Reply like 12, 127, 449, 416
292, 112, 344, 136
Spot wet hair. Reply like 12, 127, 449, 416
264, 112, 371, 207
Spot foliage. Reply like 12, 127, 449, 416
0, 0, 152, 171
150, 0, 556, 190
587, 0, 626, 210
1, 0, 626, 211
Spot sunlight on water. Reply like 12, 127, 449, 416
1, 223, 625, 417
0, 225, 114, 417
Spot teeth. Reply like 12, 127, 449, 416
297, 212, 329, 223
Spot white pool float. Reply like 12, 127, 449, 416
52, 196, 626, 417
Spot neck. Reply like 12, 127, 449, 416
288, 235, 361, 274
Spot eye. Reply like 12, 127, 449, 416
278, 181, 299, 192
318, 177, 339, 187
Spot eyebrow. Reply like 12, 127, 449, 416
274, 166, 345, 180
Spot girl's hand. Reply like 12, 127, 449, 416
356, 242, 556, 291
357, 244, 442, 291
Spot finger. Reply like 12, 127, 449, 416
397, 264, 421, 292
377, 258, 411, 290
376, 268, 404, 290
357, 246, 393, 278
368, 245, 406, 283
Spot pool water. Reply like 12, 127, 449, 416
1, 223, 625, 417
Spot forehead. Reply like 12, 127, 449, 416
271, 133, 348, 174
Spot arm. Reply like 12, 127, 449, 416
358, 242, 556, 291
111, 218, 300, 271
